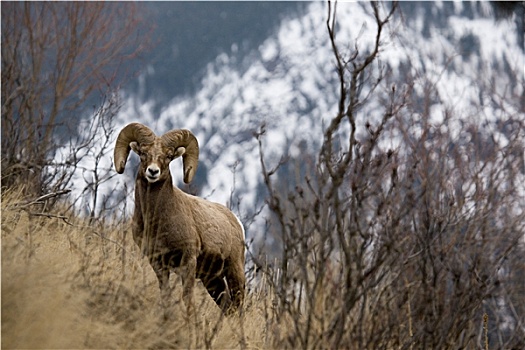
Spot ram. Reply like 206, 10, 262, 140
114, 122, 245, 316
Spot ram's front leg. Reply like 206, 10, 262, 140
132, 224, 145, 257
151, 256, 171, 319
131, 207, 145, 256
181, 253, 197, 316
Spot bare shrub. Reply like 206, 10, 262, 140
256, 1, 525, 349
57, 92, 130, 223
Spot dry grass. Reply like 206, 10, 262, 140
3, 176, 523, 349
1, 188, 276, 349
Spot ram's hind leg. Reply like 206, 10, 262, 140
202, 275, 231, 312
224, 260, 245, 315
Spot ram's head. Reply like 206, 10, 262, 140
114, 123, 199, 184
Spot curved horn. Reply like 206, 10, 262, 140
114, 123, 156, 174
162, 129, 199, 183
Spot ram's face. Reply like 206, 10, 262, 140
130, 139, 179, 183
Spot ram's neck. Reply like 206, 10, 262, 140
135, 175, 185, 220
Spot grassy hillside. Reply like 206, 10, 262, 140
1, 187, 278, 349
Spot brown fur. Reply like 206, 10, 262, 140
114, 124, 245, 316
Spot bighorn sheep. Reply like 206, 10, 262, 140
114, 122, 245, 315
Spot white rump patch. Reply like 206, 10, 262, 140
234, 214, 245, 241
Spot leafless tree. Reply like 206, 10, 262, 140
1, 2, 149, 198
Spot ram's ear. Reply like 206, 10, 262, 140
174, 147, 186, 158
166, 146, 185, 161
130, 142, 140, 154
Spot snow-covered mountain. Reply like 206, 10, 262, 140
66, 1, 524, 240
